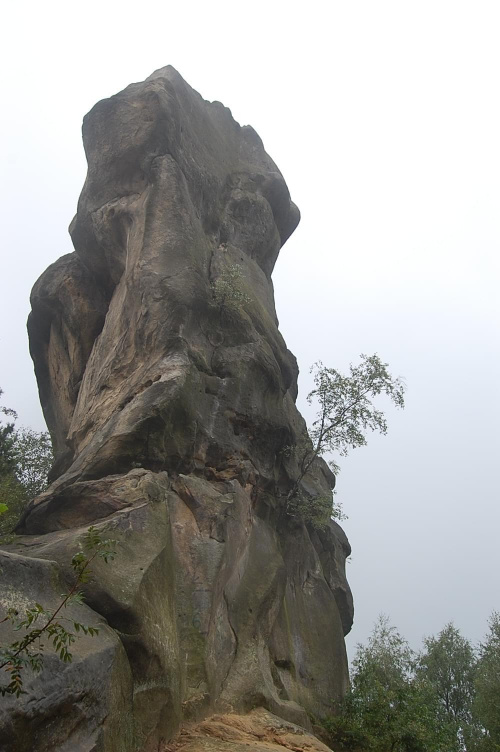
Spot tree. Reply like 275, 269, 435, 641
286, 354, 405, 525
0, 388, 18, 478
0, 476, 26, 538
417, 622, 476, 744
323, 616, 457, 752
10, 427, 53, 500
472, 612, 500, 750
0, 390, 53, 537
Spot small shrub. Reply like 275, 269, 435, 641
211, 264, 251, 314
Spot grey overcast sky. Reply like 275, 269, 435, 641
1, 0, 499, 656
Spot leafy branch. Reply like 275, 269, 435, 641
0, 525, 116, 697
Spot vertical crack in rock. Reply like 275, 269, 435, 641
221, 586, 239, 692
0, 65, 353, 752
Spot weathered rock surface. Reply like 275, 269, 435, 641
0, 67, 352, 751
163, 708, 334, 751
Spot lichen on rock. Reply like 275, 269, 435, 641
0, 66, 353, 751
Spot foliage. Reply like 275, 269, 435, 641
0, 475, 28, 539
322, 614, 500, 752
0, 388, 18, 478
0, 389, 53, 537
325, 616, 460, 752
417, 622, 476, 744
211, 263, 251, 314
353, 615, 414, 687
306, 354, 405, 475
286, 354, 405, 527
323, 616, 460, 752
11, 428, 53, 500
285, 491, 345, 530
0, 526, 116, 697
326, 683, 452, 752
472, 612, 500, 750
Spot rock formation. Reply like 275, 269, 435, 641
0, 67, 353, 752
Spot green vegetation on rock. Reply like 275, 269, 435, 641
211, 262, 251, 314
287, 354, 405, 528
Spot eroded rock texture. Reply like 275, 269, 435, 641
164, 707, 334, 751
0, 67, 353, 751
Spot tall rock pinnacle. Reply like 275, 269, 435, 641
1, 67, 353, 752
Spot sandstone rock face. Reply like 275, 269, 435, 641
164, 708, 334, 751
1, 67, 353, 751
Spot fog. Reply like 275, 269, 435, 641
1, 0, 499, 656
